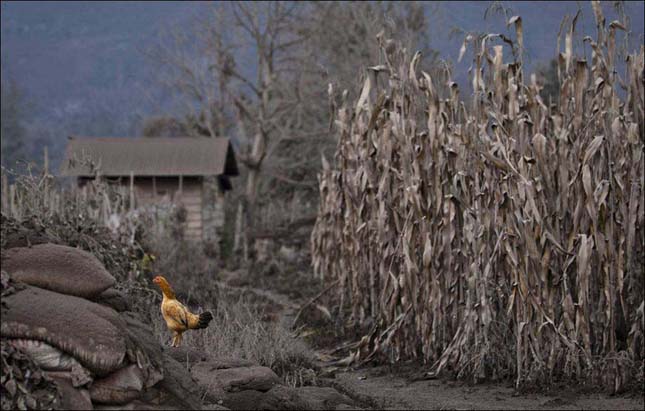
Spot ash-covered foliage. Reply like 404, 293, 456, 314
1, 171, 150, 283
1, 273, 59, 410
1, 213, 135, 283
0, 340, 60, 411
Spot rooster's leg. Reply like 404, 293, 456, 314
171, 332, 178, 347
176, 332, 183, 347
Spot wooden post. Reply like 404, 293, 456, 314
43, 146, 49, 176
1, 173, 8, 213
52, 192, 59, 215
102, 191, 110, 225
9, 184, 16, 218
152, 176, 158, 233
233, 202, 243, 253
43, 146, 51, 212
129, 171, 134, 211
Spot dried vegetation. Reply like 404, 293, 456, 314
0, 170, 143, 282
1, 272, 61, 410
312, 4, 644, 391
0, 170, 316, 393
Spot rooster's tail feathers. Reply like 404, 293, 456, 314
196, 311, 213, 329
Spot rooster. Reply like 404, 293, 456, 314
152, 275, 213, 347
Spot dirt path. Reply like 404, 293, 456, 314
327, 365, 644, 410
218, 278, 644, 410
214, 280, 299, 329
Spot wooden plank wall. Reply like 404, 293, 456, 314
180, 180, 203, 241
133, 176, 203, 241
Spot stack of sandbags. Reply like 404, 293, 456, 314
1, 243, 202, 410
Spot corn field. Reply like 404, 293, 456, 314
312, 4, 644, 391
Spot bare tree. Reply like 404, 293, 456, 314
300, 1, 439, 99
148, 1, 441, 262
141, 116, 191, 137
149, 2, 310, 260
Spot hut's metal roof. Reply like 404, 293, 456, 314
60, 136, 239, 177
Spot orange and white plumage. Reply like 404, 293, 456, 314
152, 275, 213, 347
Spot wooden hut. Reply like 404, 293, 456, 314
60, 136, 238, 243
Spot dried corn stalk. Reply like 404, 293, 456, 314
311, 3, 644, 390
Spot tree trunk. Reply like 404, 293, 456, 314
241, 128, 266, 264
233, 202, 244, 255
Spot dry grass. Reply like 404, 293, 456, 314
139, 217, 318, 387
161, 293, 316, 386
0, 168, 142, 282
140, 277, 317, 387
1, 169, 317, 388
312, 6, 644, 391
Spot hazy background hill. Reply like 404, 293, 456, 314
1, 1, 643, 171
